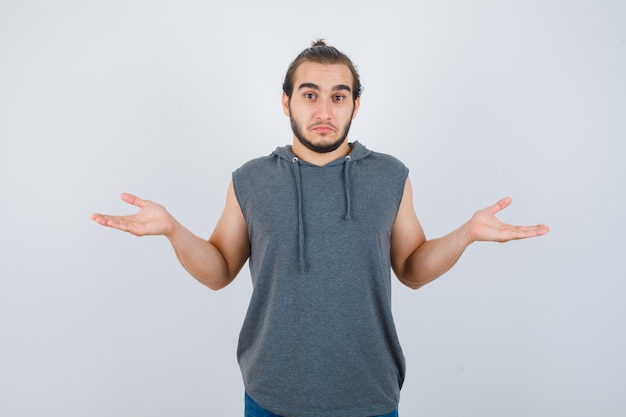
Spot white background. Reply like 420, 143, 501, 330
1, 1, 624, 416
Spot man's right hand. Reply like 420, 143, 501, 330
91, 193, 175, 237
92, 183, 250, 290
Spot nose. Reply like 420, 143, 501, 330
314, 97, 332, 120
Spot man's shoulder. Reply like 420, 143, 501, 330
359, 149, 409, 177
350, 141, 406, 168
237, 154, 275, 170
368, 150, 405, 165
235, 145, 291, 172
232, 150, 290, 189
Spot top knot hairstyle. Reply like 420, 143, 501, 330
282, 39, 363, 102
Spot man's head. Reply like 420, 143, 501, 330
282, 39, 362, 102
282, 40, 362, 156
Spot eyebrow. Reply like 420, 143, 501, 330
297, 82, 352, 93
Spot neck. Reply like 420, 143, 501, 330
291, 139, 351, 166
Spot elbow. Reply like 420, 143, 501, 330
394, 265, 439, 291
393, 268, 424, 290
206, 282, 226, 291
393, 266, 426, 290
407, 282, 424, 291
398, 276, 425, 291
195, 273, 235, 291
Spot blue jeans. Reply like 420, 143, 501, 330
245, 392, 399, 417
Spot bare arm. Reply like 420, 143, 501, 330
390, 178, 550, 290
91, 182, 250, 290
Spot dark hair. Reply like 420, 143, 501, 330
282, 39, 362, 102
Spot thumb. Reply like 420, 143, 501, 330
121, 193, 147, 209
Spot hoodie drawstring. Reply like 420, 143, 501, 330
292, 157, 306, 273
343, 155, 352, 220
292, 155, 354, 274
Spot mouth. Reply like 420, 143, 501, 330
309, 124, 336, 134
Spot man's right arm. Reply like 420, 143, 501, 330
91, 181, 250, 290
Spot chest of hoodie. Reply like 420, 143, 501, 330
242, 158, 401, 253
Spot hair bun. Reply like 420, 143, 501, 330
311, 39, 327, 47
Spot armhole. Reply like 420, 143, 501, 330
231, 170, 247, 223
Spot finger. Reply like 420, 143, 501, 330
502, 223, 550, 240
535, 223, 551, 235
120, 192, 146, 209
91, 213, 106, 225
490, 196, 512, 214
91, 213, 124, 228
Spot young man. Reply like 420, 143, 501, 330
92, 40, 549, 417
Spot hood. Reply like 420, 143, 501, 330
271, 140, 373, 165
270, 141, 372, 273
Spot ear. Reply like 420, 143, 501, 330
351, 96, 361, 119
281, 92, 290, 116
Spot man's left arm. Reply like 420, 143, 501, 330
390, 178, 550, 290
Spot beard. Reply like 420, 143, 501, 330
290, 114, 353, 154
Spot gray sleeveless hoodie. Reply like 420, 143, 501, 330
233, 141, 409, 417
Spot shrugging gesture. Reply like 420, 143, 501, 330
90, 39, 553, 416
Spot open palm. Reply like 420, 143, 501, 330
91, 193, 174, 237
468, 197, 550, 242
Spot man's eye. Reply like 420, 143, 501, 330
304, 93, 316, 100
334, 95, 345, 101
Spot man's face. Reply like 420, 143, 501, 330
282, 62, 360, 154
